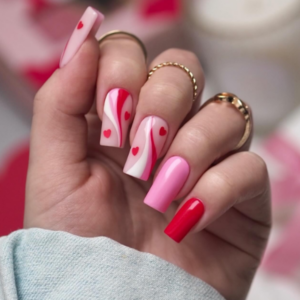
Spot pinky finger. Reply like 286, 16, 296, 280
164, 152, 271, 244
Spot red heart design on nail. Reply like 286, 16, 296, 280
77, 21, 84, 29
104, 129, 111, 138
159, 127, 167, 136
132, 147, 139, 156
125, 111, 130, 120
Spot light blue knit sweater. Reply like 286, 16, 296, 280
0, 229, 225, 300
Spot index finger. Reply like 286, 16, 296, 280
97, 34, 147, 148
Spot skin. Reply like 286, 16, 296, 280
24, 36, 271, 300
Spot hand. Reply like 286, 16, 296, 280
25, 8, 271, 300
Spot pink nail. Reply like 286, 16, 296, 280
100, 88, 133, 148
60, 7, 104, 68
144, 156, 190, 212
123, 116, 168, 181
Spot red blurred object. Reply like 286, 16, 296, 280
140, 0, 181, 18
0, 144, 29, 236
23, 60, 59, 88
27, 0, 52, 13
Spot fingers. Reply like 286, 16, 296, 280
164, 152, 271, 245
30, 7, 103, 167
97, 34, 148, 148
144, 100, 247, 212
123, 49, 204, 181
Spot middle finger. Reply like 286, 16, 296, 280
123, 48, 204, 181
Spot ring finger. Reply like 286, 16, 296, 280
144, 94, 250, 212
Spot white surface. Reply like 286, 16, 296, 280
248, 270, 300, 300
191, 0, 300, 35
186, 0, 300, 132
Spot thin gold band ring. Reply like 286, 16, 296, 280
98, 30, 147, 61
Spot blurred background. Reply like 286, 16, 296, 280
0, 0, 299, 298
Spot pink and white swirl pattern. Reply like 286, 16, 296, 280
100, 88, 132, 148
123, 116, 168, 181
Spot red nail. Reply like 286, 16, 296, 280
164, 198, 205, 243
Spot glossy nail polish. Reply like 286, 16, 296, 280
164, 198, 205, 243
144, 156, 190, 212
123, 116, 168, 180
100, 88, 133, 148
60, 7, 104, 68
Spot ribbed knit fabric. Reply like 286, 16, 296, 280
0, 229, 225, 300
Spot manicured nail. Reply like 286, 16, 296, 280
144, 156, 190, 212
164, 198, 205, 243
60, 7, 104, 68
100, 88, 133, 148
123, 116, 168, 180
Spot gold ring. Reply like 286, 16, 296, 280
98, 30, 147, 61
201, 93, 252, 150
148, 62, 198, 102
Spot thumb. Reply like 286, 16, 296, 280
30, 7, 103, 169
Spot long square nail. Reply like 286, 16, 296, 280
144, 156, 190, 212
60, 7, 104, 68
123, 116, 168, 180
164, 198, 205, 243
100, 88, 133, 148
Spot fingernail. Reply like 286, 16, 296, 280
123, 116, 168, 180
164, 198, 205, 243
100, 88, 133, 148
60, 7, 104, 68
144, 156, 190, 212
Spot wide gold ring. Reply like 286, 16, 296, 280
201, 93, 252, 150
98, 30, 147, 61
148, 62, 198, 102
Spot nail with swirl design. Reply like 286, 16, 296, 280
100, 88, 133, 148
123, 116, 168, 181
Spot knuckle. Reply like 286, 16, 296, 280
241, 152, 269, 180
141, 81, 191, 112
182, 123, 214, 150
174, 124, 216, 165
238, 152, 270, 200
209, 170, 235, 192
153, 81, 186, 100
108, 58, 145, 82
204, 170, 237, 204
